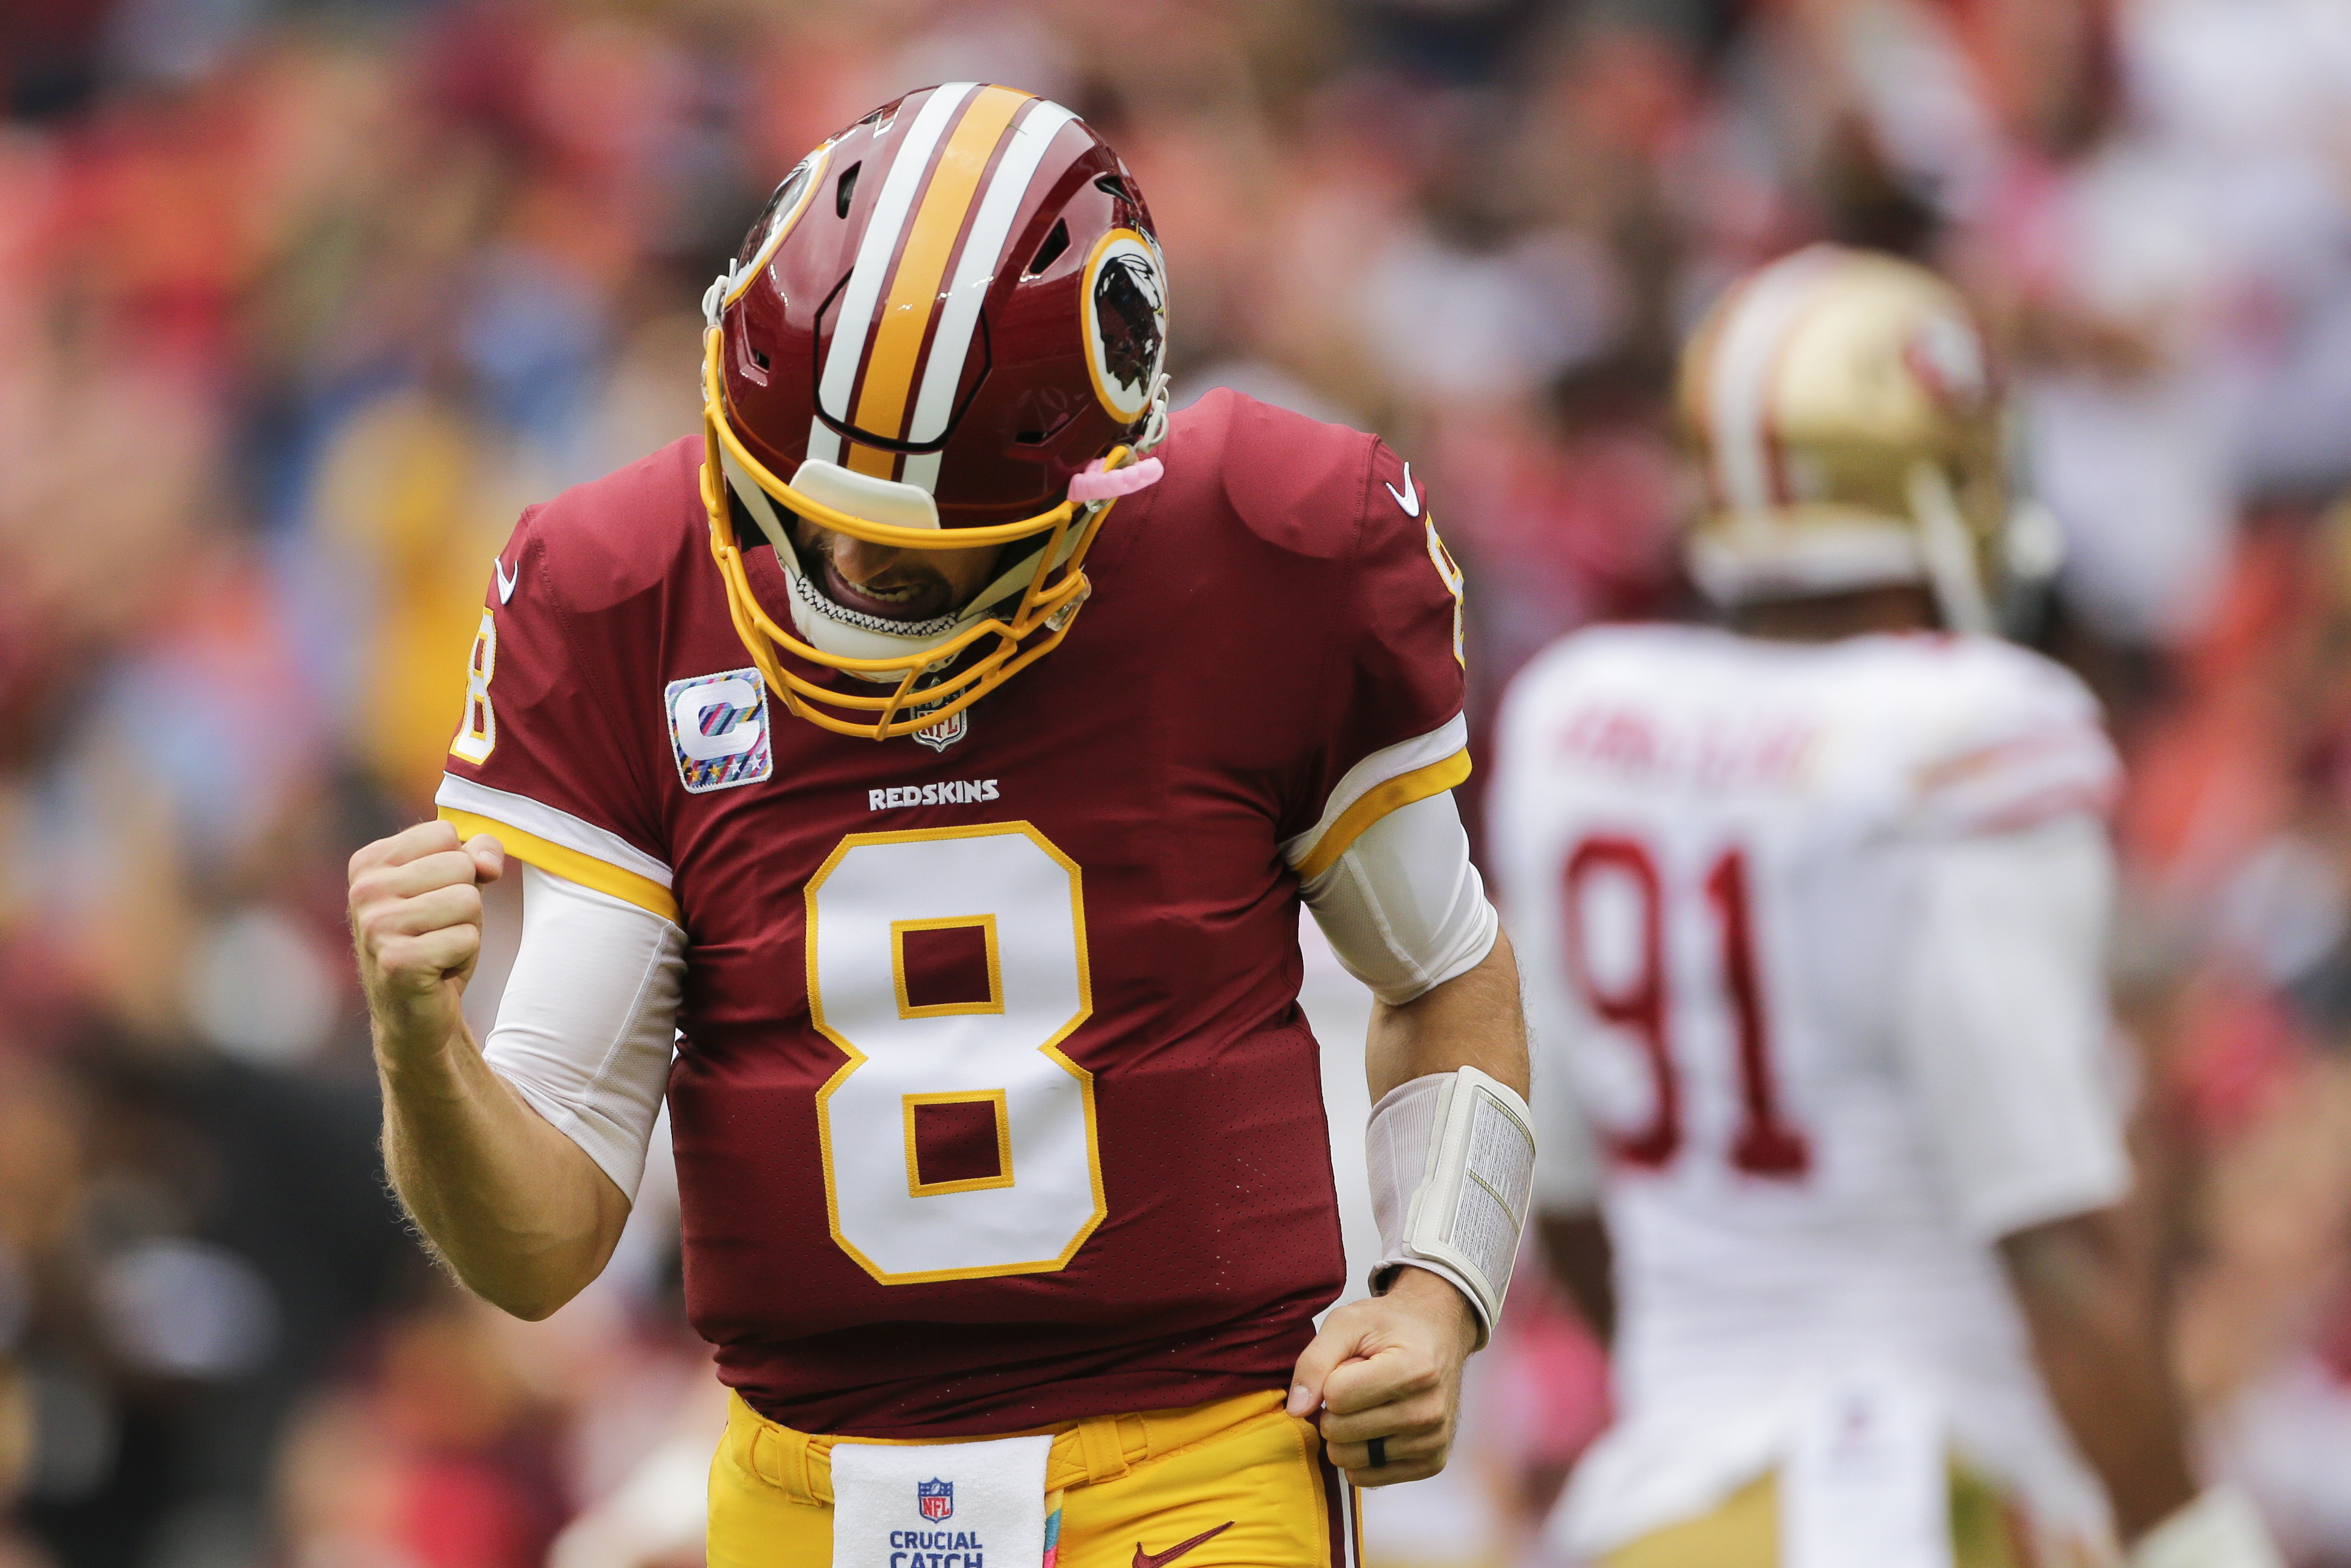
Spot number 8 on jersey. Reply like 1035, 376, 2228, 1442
806, 823, 1105, 1284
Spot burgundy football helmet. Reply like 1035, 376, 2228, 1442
699, 84, 1170, 740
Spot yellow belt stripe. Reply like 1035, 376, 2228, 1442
846, 84, 1031, 478
1293, 748, 1473, 882
437, 807, 680, 926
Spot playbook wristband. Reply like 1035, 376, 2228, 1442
1366, 1067, 1537, 1349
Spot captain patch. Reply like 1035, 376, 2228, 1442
666, 668, 772, 793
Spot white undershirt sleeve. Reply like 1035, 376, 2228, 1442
1299, 789, 1500, 1006
479, 862, 686, 1203
1897, 815, 2132, 1241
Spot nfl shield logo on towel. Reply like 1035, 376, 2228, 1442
917, 1480, 953, 1521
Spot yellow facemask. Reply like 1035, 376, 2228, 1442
700, 327, 1144, 742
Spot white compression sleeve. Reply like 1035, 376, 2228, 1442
481, 862, 685, 1203
1301, 790, 1499, 1006
1898, 816, 2131, 1241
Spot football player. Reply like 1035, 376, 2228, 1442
345, 86, 1535, 1568
1490, 247, 2280, 1568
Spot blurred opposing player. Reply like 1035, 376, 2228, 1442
346, 86, 1535, 1568
1492, 247, 2279, 1568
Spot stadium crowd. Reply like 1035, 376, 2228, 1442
4, 0, 2351, 1564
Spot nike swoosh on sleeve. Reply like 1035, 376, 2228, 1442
493, 556, 518, 603
1384, 461, 1420, 517
1133, 1521, 1235, 1568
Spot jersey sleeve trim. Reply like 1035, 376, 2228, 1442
1284, 713, 1470, 881
435, 774, 680, 925
1910, 721, 2119, 837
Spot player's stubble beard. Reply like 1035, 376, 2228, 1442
788, 518, 1005, 624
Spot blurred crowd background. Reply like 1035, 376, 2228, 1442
5, 0, 2351, 1564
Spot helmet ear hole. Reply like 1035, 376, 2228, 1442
1026, 219, 1070, 277
835, 162, 861, 219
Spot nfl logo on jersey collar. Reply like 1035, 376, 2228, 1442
665, 667, 774, 792
917, 1479, 953, 1521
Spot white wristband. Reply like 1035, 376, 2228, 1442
1365, 1066, 1537, 1348
2129, 1487, 2283, 1568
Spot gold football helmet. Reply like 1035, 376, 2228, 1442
1677, 245, 2021, 632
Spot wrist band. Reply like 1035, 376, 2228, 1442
1365, 1066, 1537, 1348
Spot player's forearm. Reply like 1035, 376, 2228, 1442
377, 1027, 628, 1320
1366, 929, 1528, 1100
1999, 1209, 2199, 1542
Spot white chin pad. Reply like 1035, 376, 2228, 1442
1366, 1066, 1536, 1348
790, 457, 940, 531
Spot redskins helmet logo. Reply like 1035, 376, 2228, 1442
1081, 228, 1167, 424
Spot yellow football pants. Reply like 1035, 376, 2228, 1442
708, 1388, 1363, 1568
1604, 1469, 2031, 1568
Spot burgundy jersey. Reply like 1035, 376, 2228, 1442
435, 389, 1468, 1437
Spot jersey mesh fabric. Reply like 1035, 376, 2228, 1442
1492, 624, 2125, 1558
438, 390, 1465, 1436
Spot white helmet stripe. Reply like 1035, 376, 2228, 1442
898, 99, 1080, 493
807, 83, 978, 468
1703, 245, 1840, 526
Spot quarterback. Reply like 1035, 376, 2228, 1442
1492, 247, 2277, 1568
345, 86, 1535, 1568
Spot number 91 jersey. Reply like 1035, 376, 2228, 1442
435, 389, 1469, 1439
1490, 623, 2129, 1554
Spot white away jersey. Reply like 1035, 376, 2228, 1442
1491, 625, 2131, 1561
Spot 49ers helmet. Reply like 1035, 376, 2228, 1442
700, 84, 1170, 739
1677, 245, 2016, 633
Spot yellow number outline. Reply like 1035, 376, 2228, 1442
805, 821, 1105, 1284
1425, 515, 1466, 668
890, 913, 1004, 1018
901, 1088, 1016, 1198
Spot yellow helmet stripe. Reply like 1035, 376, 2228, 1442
846, 84, 1032, 478
899, 99, 1079, 493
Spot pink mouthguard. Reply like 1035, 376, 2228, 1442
1067, 456, 1164, 505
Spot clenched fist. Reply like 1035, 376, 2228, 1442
1286, 1264, 1478, 1486
349, 821, 505, 1067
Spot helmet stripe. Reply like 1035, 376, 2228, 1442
1704, 245, 1839, 524
845, 84, 1032, 478
809, 83, 978, 469
898, 99, 1080, 493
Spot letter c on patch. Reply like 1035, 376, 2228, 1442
672, 678, 763, 762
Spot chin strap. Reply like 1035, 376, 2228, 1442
1907, 460, 1993, 636
702, 262, 739, 330
1134, 372, 1172, 455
